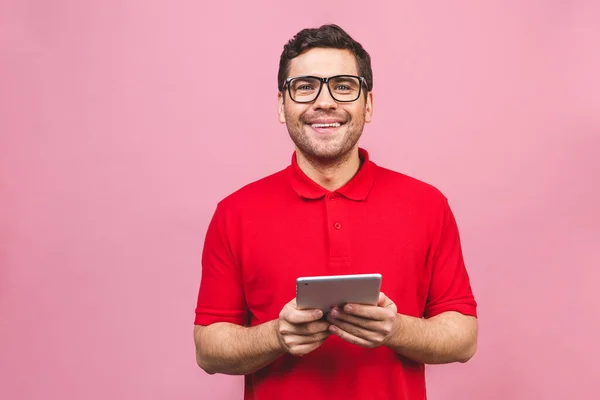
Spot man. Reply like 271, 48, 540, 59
194, 24, 478, 400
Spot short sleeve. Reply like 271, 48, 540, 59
194, 203, 248, 326
424, 198, 477, 319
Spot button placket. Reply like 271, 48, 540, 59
325, 193, 350, 272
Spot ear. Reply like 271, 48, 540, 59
364, 91, 373, 123
278, 92, 286, 124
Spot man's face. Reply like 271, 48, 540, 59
278, 48, 373, 162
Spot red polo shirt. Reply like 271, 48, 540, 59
195, 148, 477, 400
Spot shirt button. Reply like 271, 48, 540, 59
330, 193, 338, 200
333, 222, 342, 229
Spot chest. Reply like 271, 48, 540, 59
238, 199, 431, 324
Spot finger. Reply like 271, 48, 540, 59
377, 292, 386, 307
280, 320, 330, 336
287, 339, 328, 356
328, 317, 374, 340
327, 310, 380, 332
288, 297, 325, 316
328, 324, 373, 348
343, 299, 396, 321
378, 292, 395, 308
282, 307, 323, 324
338, 303, 392, 321
286, 330, 331, 346
293, 321, 331, 336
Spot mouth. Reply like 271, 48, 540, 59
306, 121, 345, 134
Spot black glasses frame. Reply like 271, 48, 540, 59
283, 74, 367, 103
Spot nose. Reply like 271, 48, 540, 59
312, 84, 337, 111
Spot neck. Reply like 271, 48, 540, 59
295, 146, 362, 192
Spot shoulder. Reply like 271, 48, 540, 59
215, 167, 290, 214
373, 164, 448, 207
372, 164, 455, 235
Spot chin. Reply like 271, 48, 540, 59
304, 145, 356, 161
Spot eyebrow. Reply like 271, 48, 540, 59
288, 73, 359, 78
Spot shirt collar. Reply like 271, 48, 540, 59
287, 147, 376, 201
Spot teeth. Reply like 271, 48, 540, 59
311, 123, 341, 128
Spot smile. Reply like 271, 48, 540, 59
310, 123, 341, 128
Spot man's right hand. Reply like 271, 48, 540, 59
275, 298, 331, 356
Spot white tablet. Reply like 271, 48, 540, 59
296, 273, 382, 313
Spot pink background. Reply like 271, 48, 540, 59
1, 1, 599, 399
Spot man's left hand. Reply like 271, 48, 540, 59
327, 292, 400, 348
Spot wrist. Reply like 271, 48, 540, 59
386, 313, 409, 351
269, 319, 286, 353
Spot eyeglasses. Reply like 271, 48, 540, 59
283, 75, 367, 103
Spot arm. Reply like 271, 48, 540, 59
329, 197, 478, 363
328, 293, 477, 364
194, 321, 284, 375
387, 311, 477, 364
194, 202, 282, 376
397, 195, 478, 363
195, 300, 330, 375
194, 205, 331, 375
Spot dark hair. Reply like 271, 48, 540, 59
277, 24, 373, 92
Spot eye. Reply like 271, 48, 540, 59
292, 80, 318, 92
335, 84, 351, 91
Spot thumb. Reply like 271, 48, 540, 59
377, 291, 387, 307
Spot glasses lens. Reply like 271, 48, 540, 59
289, 77, 321, 102
328, 76, 361, 102
288, 76, 362, 102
